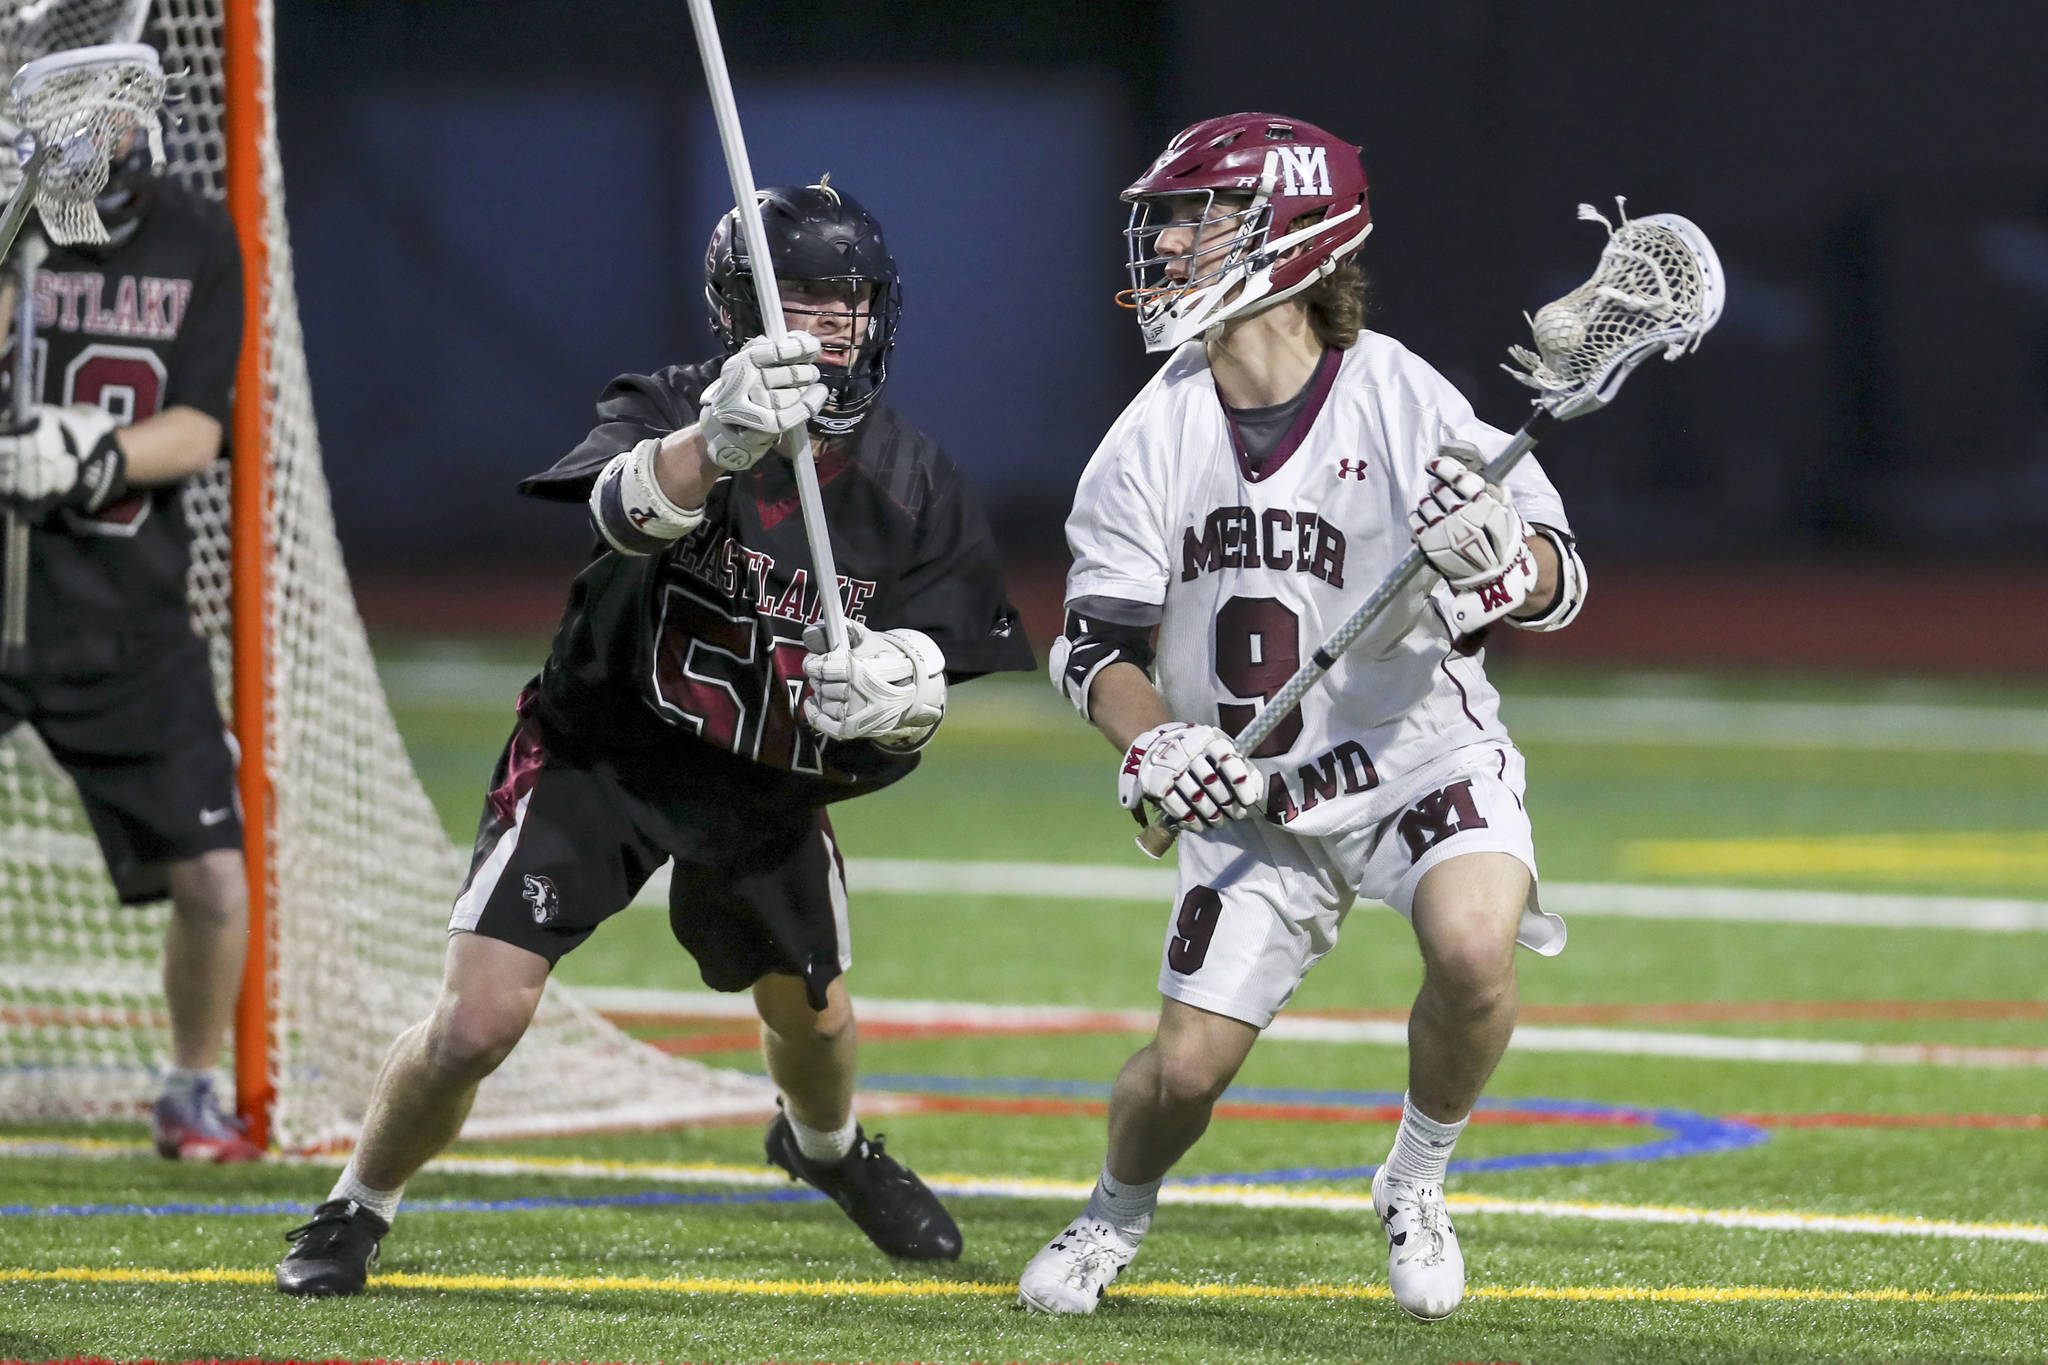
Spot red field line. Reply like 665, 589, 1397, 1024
623, 999, 2048, 1060
0, 1359, 1131, 1365
633, 1015, 1151, 1057
0, 1007, 168, 1029
1308, 1000, 2048, 1025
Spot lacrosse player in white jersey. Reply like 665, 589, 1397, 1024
1019, 112, 1588, 1323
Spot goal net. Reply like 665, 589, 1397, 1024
0, 0, 772, 1150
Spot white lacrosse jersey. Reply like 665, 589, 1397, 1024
1065, 332, 1572, 837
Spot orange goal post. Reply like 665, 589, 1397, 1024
0, 0, 770, 1151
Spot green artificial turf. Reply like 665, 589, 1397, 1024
3, 648, 2045, 1364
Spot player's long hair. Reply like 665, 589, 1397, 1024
1302, 260, 1367, 349
1286, 209, 1367, 349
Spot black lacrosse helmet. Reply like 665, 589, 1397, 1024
704, 179, 902, 437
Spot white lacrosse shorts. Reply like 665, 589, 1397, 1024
1158, 745, 1568, 1029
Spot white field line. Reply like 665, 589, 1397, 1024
1501, 694, 2048, 754
10, 1138, 2044, 1245
377, 659, 2048, 755
623, 857, 2048, 933
573, 985, 2048, 1069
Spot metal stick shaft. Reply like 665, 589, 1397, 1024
0, 144, 49, 266
685, 0, 849, 653
1, 220, 46, 674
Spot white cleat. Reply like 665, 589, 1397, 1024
1018, 1215, 1142, 1314
1372, 1166, 1466, 1321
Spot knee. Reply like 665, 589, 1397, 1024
1148, 1041, 1234, 1114
1422, 931, 1518, 1013
765, 999, 853, 1049
755, 975, 852, 1047
422, 991, 534, 1082
168, 851, 247, 930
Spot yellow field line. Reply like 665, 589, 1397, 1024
9, 1138, 2048, 1244
3, 1265, 2040, 1305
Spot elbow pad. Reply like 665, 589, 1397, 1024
1048, 608, 1156, 719
1510, 524, 1588, 632
588, 437, 705, 555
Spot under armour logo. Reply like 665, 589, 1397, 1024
522, 873, 562, 925
1337, 459, 1366, 480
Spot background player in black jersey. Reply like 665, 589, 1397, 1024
0, 132, 256, 1162
278, 179, 1035, 1296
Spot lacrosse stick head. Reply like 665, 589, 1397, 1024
0, 0, 150, 66
4, 41, 165, 246
1505, 198, 1724, 421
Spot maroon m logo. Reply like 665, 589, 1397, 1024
1397, 779, 1488, 862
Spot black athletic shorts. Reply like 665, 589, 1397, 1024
451, 691, 850, 1010
0, 629, 242, 904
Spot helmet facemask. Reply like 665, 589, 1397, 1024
1121, 187, 1369, 353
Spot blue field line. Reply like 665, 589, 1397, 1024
861, 1074, 1771, 1182
2, 1188, 824, 1218
5, 1076, 1768, 1218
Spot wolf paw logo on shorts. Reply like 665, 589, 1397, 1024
521, 873, 562, 925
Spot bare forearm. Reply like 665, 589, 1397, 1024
116, 407, 223, 486
651, 425, 723, 510
1088, 661, 1174, 752
1509, 531, 1560, 620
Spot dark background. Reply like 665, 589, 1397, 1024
275, 1, 2048, 665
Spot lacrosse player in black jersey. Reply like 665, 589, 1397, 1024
0, 131, 257, 1162
278, 179, 1035, 1296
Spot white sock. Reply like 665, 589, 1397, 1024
160, 1068, 207, 1103
1084, 1165, 1159, 1241
327, 1159, 404, 1225
1384, 1092, 1467, 1188
788, 1111, 858, 1164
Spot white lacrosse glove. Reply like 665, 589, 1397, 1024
698, 332, 829, 472
1409, 442, 1538, 635
1119, 721, 1261, 828
0, 405, 125, 518
801, 620, 948, 751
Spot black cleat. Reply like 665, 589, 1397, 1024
764, 1110, 962, 1261
276, 1197, 389, 1296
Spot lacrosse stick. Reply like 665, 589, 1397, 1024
1137, 200, 1725, 857
0, 228, 47, 672
683, 0, 848, 653
0, 0, 152, 68
0, 42, 165, 257
0, 40, 165, 671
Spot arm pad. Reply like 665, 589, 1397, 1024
588, 436, 705, 555
1510, 524, 1589, 632
1048, 607, 1156, 720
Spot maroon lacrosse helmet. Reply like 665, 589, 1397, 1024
1119, 112, 1372, 352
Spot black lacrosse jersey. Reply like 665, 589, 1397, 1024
10, 177, 243, 675
518, 358, 1036, 807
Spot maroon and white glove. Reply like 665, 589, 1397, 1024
1119, 722, 1261, 828
1409, 442, 1537, 634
